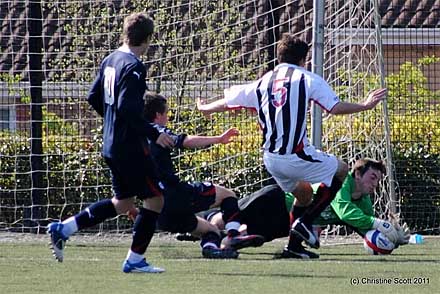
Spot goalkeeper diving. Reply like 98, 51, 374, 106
189, 158, 410, 258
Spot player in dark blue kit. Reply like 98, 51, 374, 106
141, 92, 264, 258
47, 13, 174, 273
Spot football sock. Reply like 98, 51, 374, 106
287, 232, 303, 249
301, 177, 342, 224
290, 205, 307, 226
200, 231, 221, 249
221, 196, 241, 230
126, 250, 144, 263
74, 199, 117, 230
130, 208, 159, 255
225, 223, 240, 236
61, 216, 78, 237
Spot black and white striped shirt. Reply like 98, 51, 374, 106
225, 63, 339, 155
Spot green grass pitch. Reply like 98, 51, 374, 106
0, 234, 438, 294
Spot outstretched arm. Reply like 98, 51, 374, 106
330, 88, 387, 115
182, 128, 239, 149
197, 98, 229, 117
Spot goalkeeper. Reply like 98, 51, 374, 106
194, 158, 410, 258
299, 158, 410, 254
142, 92, 264, 259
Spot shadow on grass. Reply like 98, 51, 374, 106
321, 258, 440, 264
212, 271, 349, 279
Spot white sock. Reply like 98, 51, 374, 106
202, 242, 219, 249
225, 221, 240, 233
126, 250, 144, 263
61, 216, 78, 237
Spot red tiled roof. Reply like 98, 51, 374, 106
1, 0, 439, 81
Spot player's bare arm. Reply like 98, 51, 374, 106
182, 127, 239, 149
330, 88, 387, 115
196, 97, 229, 116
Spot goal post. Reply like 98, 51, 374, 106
3, 0, 436, 236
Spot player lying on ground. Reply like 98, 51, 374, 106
47, 13, 174, 273
197, 33, 387, 255
140, 92, 264, 259
190, 158, 410, 259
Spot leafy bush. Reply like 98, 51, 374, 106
394, 143, 440, 233
0, 131, 114, 228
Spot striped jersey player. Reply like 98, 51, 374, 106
197, 33, 387, 258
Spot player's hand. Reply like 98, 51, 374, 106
395, 222, 411, 245
388, 212, 410, 245
219, 128, 239, 144
372, 218, 399, 243
156, 132, 175, 148
362, 88, 387, 110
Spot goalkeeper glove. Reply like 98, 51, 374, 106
394, 222, 411, 245
372, 218, 399, 243
388, 213, 411, 246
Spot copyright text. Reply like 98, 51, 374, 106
350, 277, 430, 286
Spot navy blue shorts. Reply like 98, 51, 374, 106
104, 155, 163, 200
186, 181, 216, 212
156, 181, 216, 233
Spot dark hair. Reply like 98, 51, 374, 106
352, 158, 386, 177
143, 91, 167, 122
121, 12, 154, 46
276, 33, 309, 65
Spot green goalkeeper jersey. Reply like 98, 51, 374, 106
284, 172, 375, 235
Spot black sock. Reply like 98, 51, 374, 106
221, 197, 240, 223
130, 208, 159, 255
75, 199, 117, 230
200, 231, 221, 248
301, 177, 342, 224
287, 232, 303, 249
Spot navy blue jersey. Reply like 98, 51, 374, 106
148, 124, 186, 184
88, 48, 160, 159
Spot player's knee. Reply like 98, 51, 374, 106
112, 197, 135, 215
143, 195, 164, 213
215, 185, 236, 198
293, 181, 313, 206
214, 186, 237, 206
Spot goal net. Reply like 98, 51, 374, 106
0, 0, 397, 238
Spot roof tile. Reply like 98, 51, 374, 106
1, 0, 438, 81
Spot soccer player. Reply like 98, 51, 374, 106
197, 33, 387, 255
47, 13, 174, 273
197, 158, 410, 258
142, 92, 264, 258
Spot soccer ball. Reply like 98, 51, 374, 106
363, 229, 395, 255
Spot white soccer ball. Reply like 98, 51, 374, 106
363, 229, 395, 255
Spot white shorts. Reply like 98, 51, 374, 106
263, 145, 338, 192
